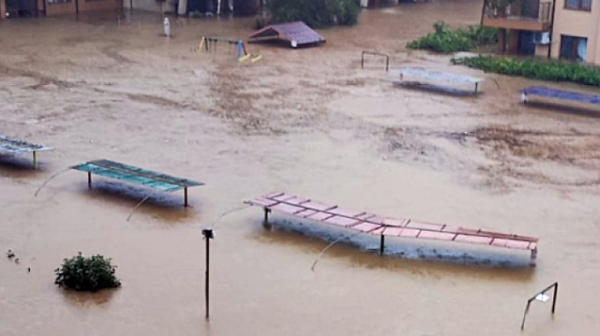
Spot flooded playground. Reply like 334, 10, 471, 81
1, 1, 600, 335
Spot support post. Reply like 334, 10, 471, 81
87, 172, 92, 189
32, 151, 37, 169
379, 235, 385, 255
184, 187, 188, 207
521, 282, 558, 330
530, 247, 537, 266
263, 207, 271, 228
474, 82, 479, 96
202, 229, 214, 319
551, 283, 558, 314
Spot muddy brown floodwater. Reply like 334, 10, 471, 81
1, 1, 600, 335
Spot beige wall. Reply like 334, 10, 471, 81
551, 0, 600, 64
77, 0, 119, 12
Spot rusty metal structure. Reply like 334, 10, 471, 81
248, 21, 326, 48
245, 192, 539, 263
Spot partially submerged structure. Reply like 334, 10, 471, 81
521, 86, 600, 107
71, 159, 204, 206
0, 135, 52, 168
396, 67, 484, 95
248, 21, 326, 48
246, 192, 539, 264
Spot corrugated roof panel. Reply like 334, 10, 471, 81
71, 159, 204, 192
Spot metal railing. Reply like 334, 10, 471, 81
485, 1, 552, 23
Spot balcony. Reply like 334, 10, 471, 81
482, 1, 552, 32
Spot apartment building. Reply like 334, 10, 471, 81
482, 0, 600, 65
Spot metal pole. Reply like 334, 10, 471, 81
551, 283, 558, 313
521, 300, 532, 330
205, 233, 210, 319
87, 172, 92, 189
379, 235, 385, 255
32, 151, 37, 169
202, 228, 214, 320
184, 187, 188, 207
361, 52, 364, 69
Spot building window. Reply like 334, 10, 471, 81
48, 0, 69, 3
560, 35, 587, 62
565, 0, 592, 10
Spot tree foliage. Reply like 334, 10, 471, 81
407, 21, 498, 53
267, 0, 360, 27
55, 253, 121, 292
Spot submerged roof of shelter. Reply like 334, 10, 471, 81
0, 135, 52, 154
397, 67, 483, 85
248, 21, 326, 47
246, 192, 538, 250
522, 86, 600, 105
71, 159, 204, 192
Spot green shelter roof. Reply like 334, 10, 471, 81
71, 159, 204, 192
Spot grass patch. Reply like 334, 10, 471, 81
55, 253, 121, 292
451, 56, 600, 86
407, 21, 498, 53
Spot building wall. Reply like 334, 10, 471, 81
0, 0, 6, 19
123, 0, 174, 12
551, 0, 600, 64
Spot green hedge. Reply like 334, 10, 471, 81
407, 21, 498, 53
55, 253, 121, 292
451, 56, 600, 86
267, 0, 360, 27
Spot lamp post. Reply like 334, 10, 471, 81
202, 228, 214, 319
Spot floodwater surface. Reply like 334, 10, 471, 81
1, 2, 600, 335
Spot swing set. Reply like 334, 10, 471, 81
198, 36, 262, 63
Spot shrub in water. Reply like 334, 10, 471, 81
55, 253, 121, 292
267, 0, 360, 28
407, 21, 498, 53
451, 56, 600, 86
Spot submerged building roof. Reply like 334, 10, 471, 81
248, 21, 326, 48
0, 135, 52, 154
71, 159, 203, 192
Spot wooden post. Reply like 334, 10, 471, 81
87, 172, 92, 189
379, 235, 385, 255
184, 187, 188, 207
32, 151, 37, 169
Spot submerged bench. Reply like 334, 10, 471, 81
245, 192, 539, 264
521, 86, 600, 107
0, 135, 52, 169
71, 159, 204, 206
397, 67, 484, 95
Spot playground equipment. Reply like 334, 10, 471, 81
198, 36, 262, 63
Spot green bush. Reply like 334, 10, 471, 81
55, 253, 121, 292
407, 21, 498, 53
451, 56, 600, 86
267, 0, 360, 28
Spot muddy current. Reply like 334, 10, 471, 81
1, 1, 600, 335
